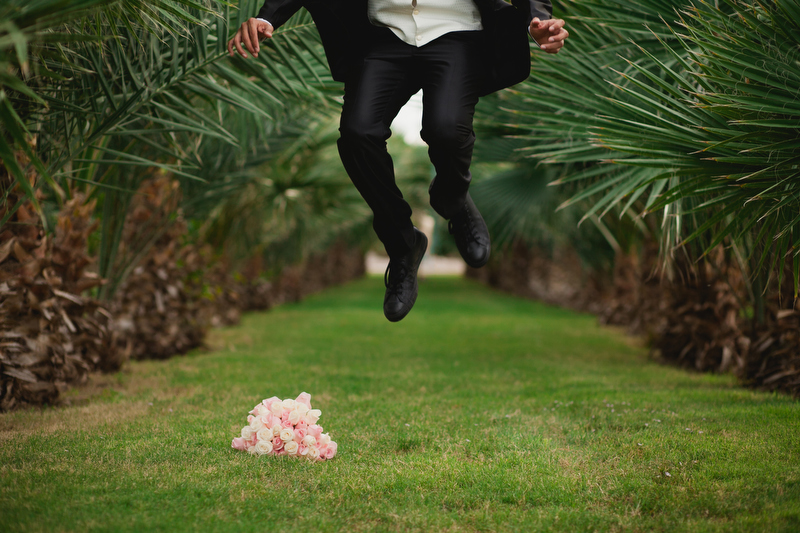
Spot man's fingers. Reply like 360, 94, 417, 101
227, 27, 243, 57
241, 24, 255, 56
530, 18, 567, 49
248, 19, 260, 56
257, 20, 274, 39
549, 29, 569, 43
541, 40, 565, 54
234, 30, 248, 58
228, 19, 274, 60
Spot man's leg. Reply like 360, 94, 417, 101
418, 32, 491, 267
337, 39, 428, 321
419, 32, 483, 220
337, 41, 420, 259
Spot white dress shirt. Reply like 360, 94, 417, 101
368, 0, 482, 47
257, 1, 541, 48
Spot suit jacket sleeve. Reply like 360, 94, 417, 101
515, 0, 553, 24
256, 0, 304, 30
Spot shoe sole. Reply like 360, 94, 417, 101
384, 232, 428, 322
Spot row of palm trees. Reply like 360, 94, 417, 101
1, 0, 362, 297
2, 0, 798, 394
468, 0, 799, 393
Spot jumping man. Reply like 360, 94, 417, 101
228, 0, 568, 321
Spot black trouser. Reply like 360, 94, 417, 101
337, 31, 484, 259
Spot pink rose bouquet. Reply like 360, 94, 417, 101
231, 392, 338, 461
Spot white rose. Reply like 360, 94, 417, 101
281, 399, 296, 411
256, 428, 272, 442
304, 409, 321, 425
272, 425, 282, 437
295, 403, 309, 416
269, 402, 284, 416
288, 410, 301, 425
247, 446, 257, 455
249, 416, 265, 432
241, 426, 254, 440
284, 440, 299, 455
307, 446, 320, 460
302, 435, 316, 447
280, 428, 294, 442
255, 440, 273, 455
255, 404, 269, 417
318, 433, 331, 446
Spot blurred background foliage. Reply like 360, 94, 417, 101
1, 0, 799, 409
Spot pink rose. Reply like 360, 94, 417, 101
323, 442, 337, 460
269, 401, 284, 417
247, 415, 254, 424
295, 392, 312, 409
298, 444, 309, 456
272, 438, 284, 451
263, 396, 281, 408
231, 437, 247, 451
293, 427, 307, 442
262, 413, 274, 427
308, 424, 323, 439
281, 418, 293, 429
281, 411, 290, 422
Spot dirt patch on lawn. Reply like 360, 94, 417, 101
0, 362, 194, 442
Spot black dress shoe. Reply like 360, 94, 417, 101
383, 228, 428, 322
448, 193, 491, 268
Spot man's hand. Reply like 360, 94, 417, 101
529, 18, 569, 54
227, 18, 274, 59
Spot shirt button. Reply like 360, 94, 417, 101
416, 35, 422, 41
413, 9, 419, 15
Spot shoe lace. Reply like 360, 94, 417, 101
384, 260, 409, 296
449, 206, 480, 241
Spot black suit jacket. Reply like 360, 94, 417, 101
256, 0, 552, 96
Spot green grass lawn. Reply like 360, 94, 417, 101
1, 277, 798, 532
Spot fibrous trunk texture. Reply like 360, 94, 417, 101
470, 241, 799, 397
1, 169, 123, 411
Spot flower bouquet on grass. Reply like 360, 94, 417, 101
232, 392, 337, 460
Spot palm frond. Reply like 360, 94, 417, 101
476, 0, 800, 293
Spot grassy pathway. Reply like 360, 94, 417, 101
1, 277, 798, 532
